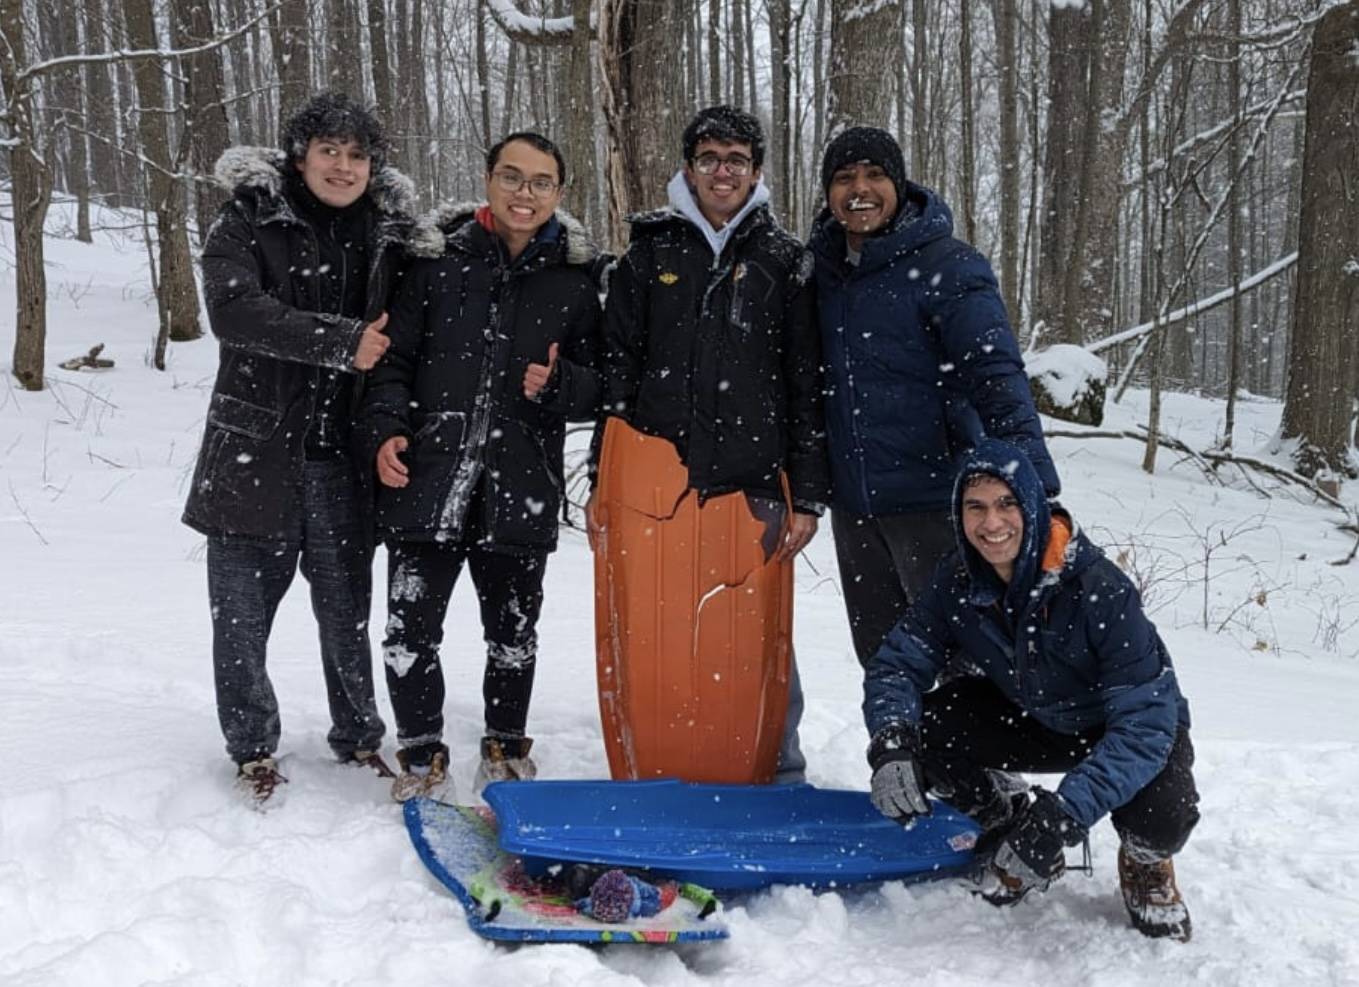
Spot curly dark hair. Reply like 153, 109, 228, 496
682, 105, 765, 168
281, 92, 390, 173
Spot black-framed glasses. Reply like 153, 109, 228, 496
692, 153, 753, 177
491, 170, 561, 196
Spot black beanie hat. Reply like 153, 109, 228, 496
820, 126, 907, 201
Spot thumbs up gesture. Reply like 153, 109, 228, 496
352, 311, 390, 371
523, 341, 559, 400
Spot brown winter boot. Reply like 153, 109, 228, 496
473, 735, 537, 795
1118, 844, 1192, 942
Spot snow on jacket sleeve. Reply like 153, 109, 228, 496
927, 245, 1061, 498
780, 254, 831, 508
588, 246, 648, 480
201, 201, 366, 371
862, 569, 958, 742
354, 260, 430, 467
1055, 569, 1182, 829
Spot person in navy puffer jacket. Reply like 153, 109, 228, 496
809, 127, 1060, 668
863, 439, 1199, 941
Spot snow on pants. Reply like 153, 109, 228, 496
381, 537, 546, 752
207, 457, 385, 765
831, 507, 956, 666
920, 676, 1201, 857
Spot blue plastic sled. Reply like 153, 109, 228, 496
404, 798, 729, 943
484, 780, 981, 893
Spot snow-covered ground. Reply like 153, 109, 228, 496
3, 202, 1358, 986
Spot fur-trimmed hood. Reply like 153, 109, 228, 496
409, 200, 598, 267
212, 145, 418, 220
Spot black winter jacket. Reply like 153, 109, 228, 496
182, 147, 416, 538
599, 205, 829, 508
356, 204, 603, 553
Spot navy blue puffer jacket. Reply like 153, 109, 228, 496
862, 439, 1190, 829
808, 184, 1058, 516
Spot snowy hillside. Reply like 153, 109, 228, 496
2, 202, 1358, 986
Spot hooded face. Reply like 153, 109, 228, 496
296, 137, 371, 208
485, 138, 564, 247
827, 160, 898, 247
684, 138, 760, 229
960, 475, 1024, 583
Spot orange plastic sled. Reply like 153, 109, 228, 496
593, 418, 793, 784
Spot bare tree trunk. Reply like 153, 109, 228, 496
502, 41, 519, 135
327, 0, 365, 96
47, 0, 92, 242
993, 0, 1019, 318
1279, 2, 1359, 481
124, 0, 205, 346
768, 0, 792, 209
3, 0, 55, 390
475, 0, 492, 146
827, 0, 901, 133
172, 0, 232, 242
600, 0, 686, 249
911, 0, 927, 182
369, 0, 394, 125
1221, 0, 1243, 447
708, 0, 720, 103
957, 0, 976, 244
81, 0, 121, 206
730, 0, 745, 106
274, 0, 312, 136
562, 0, 595, 221
809, 0, 826, 204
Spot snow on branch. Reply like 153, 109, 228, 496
484, 0, 586, 45
16, 3, 279, 85
1088, 252, 1298, 354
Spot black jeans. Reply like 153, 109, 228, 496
382, 537, 546, 753
920, 677, 1200, 856
831, 507, 956, 665
207, 458, 384, 764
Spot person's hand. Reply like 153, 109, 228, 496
585, 490, 605, 552
978, 788, 1086, 906
870, 754, 931, 826
376, 435, 409, 488
523, 342, 559, 400
352, 312, 390, 371
775, 511, 817, 562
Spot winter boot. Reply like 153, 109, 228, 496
391, 743, 452, 803
473, 735, 537, 794
235, 757, 288, 809
1118, 844, 1192, 942
339, 749, 397, 779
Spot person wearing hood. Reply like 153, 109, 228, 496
863, 439, 1200, 942
184, 92, 415, 807
585, 105, 830, 782
356, 132, 602, 801
808, 127, 1060, 671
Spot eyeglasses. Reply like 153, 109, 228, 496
491, 170, 560, 196
692, 153, 753, 177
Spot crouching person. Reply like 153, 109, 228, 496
357, 132, 601, 801
862, 439, 1200, 941
184, 93, 416, 806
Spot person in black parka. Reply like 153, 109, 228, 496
585, 106, 831, 783
183, 93, 415, 805
356, 133, 602, 801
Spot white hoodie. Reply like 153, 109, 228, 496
665, 170, 772, 264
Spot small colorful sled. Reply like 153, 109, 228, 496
485, 780, 981, 893
403, 798, 728, 943
593, 417, 793, 783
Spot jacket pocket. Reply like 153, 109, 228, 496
378, 411, 468, 533
208, 393, 283, 440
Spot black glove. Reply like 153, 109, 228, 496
979, 788, 1086, 906
867, 725, 931, 825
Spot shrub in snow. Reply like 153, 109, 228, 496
1026, 344, 1109, 427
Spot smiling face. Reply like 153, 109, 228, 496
296, 137, 371, 208
827, 160, 899, 250
485, 138, 564, 249
961, 475, 1024, 584
684, 138, 760, 229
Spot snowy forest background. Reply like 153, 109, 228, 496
3, 1, 1359, 985
3, 0, 1357, 487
